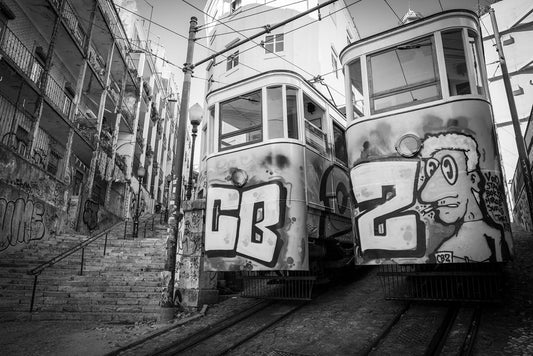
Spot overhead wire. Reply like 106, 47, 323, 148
383, 0, 402, 25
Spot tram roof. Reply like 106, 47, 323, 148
339, 9, 479, 61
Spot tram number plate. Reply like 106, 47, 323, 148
435, 251, 453, 263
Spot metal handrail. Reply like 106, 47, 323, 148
26, 220, 122, 312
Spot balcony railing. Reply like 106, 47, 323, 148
0, 93, 64, 178
1, 26, 74, 121
61, 0, 86, 48
1, 26, 43, 87
45, 74, 73, 119
74, 109, 98, 147
88, 44, 106, 81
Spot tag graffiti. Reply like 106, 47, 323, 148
0, 197, 46, 251
205, 181, 286, 268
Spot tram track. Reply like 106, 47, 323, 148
363, 303, 482, 356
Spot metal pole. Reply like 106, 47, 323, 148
133, 177, 142, 238
164, 16, 197, 307
186, 124, 198, 200
490, 9, 533, 224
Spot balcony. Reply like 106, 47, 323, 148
74, 110, 98, 147
0, 94, 65, 179
88, 45, 106, 82
58, 0, 86, 49
45, 75, 73, 119
0, 26, 74, 123
0, 26, 44, 88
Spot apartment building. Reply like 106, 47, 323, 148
0, 0, 182, 251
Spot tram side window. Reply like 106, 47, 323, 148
303, 93, 327, 154
348, 57, 364, 117
368, 36, 440, 113
468, 30, 484, 95
267, 86, 284, 139
442, 30, 471, 96
287, 86, 298, 139
219, 90, 262, 150
333, 122, 347, 165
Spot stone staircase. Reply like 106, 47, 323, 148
0, 214, 169, 323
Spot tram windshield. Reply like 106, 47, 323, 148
219, 89, 262, 150
368, 36, 440, 113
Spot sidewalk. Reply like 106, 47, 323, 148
1, 224, 532, 355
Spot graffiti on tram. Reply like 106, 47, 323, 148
349, 105, 513, 264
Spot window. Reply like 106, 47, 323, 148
368, 35, 440, 113
264, 34, 284, 54
331, 47, 339, 79
333, 122, 347, 165
230, 0, 241, 13
303, 94, 326, 154
286, 86, 298, 139
348, 57, 364, 117
267, 86, 284, 139
227, 51, 239, 71
467, 30, 484, 95
442, 30, 470, 96
219, 90, 262, 150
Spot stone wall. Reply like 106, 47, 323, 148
0, 147, 68, 253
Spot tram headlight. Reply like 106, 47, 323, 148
395, 133, 422, 158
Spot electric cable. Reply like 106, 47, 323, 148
383, 0, 402, 24
198, 0, 279, 30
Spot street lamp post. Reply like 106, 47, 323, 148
132, 166, 145, 238
186, 103, 203, 200
165, 174, 172, 222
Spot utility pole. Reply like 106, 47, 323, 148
164, 16, 197, 307
490, 8, 533, 225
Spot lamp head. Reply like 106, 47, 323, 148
137, 166, 146, 178
189, 103, 203, 127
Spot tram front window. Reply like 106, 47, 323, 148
267, 86, 284, 139
369, 36, 440, 113
468, 30, 484, 95
348, 57, 364, 117
219, 90, 262, 150
442, 29, 471, 96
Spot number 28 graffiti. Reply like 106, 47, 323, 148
205, 181, 287, 268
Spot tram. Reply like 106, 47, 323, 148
201, 71, 353, 273
340, 10, 513, 266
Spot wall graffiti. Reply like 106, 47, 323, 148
0, 197, 47, 251
348, 101, 512, 265
83, 199, 99, 231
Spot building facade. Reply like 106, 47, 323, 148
0, 0, 185, 253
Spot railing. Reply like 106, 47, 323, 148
45, 74, 73, 118
74, 109, 98, 147
0, 26, 43, 87
27, 223, 121, 313
123, 214, 155, 239
88, 44, 106, 80
61, 0, 86, 48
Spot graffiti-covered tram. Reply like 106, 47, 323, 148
340, 10, 513, 271
201, 71, 353, 283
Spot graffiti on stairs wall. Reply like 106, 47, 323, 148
0, 197, 48, 251
83, 199, 99, 231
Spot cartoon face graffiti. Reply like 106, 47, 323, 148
419, 133, 506, 263
420, 141, 483, 225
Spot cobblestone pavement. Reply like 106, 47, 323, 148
1, 224, 532, 355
